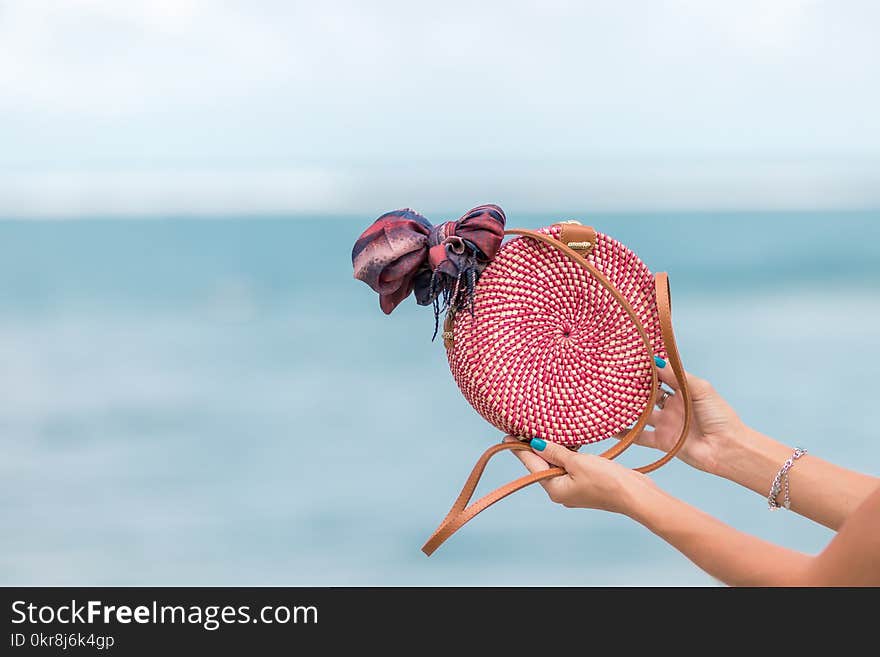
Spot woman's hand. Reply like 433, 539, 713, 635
507, 438, 880, 587
632, 360, 748, 476
509, 360, 880, 537
503, 436, 652, 513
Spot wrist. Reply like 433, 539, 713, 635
612, 469, 659, 516
692, 420, 749, 477
713, 426, 792, 493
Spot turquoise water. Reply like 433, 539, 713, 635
1, 211, 878, 585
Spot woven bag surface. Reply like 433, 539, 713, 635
447, 224, 666, 447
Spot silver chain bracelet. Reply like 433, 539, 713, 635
768, 447, 807, 510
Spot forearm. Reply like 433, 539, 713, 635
624, 475, 812, 586
712, 427, 879, 530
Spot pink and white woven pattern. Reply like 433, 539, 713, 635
447, 224, 666, 447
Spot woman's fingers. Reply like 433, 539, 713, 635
527, 438, 577, 501
503, 436, 550, 472
505, 436, 572, 500
655, 357, 680, 390
656, 359, 714, 403
635, 427, 661, 449
528, 438, 576, 469
649, 409, 665, 426
612, 425, 659, 448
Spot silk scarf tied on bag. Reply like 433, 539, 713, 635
351, 204, 506, 336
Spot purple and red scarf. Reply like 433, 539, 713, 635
351, 205, 506, 336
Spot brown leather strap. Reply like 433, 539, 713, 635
635, 272, 691, 473
421, 441, 564, 556
422, 227, 691, 555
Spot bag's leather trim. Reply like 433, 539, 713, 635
560, 223, 596, 255
422, 227, 692, 556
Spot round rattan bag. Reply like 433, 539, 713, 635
446, 222, 666, 447
352, 205, 691, 555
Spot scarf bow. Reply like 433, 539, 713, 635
351, 204, 506, 333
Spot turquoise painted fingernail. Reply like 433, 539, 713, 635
530, 437, 547, 451
654, 356, 666, 368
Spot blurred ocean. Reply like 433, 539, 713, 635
1, 211, 878, 586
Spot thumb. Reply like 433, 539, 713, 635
529, 437, 574, 469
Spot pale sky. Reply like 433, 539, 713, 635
1, 0, 879, 217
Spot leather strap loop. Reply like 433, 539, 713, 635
421, 441, 563, 556
635, 272, 691, 473
422, 227, 691, 555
